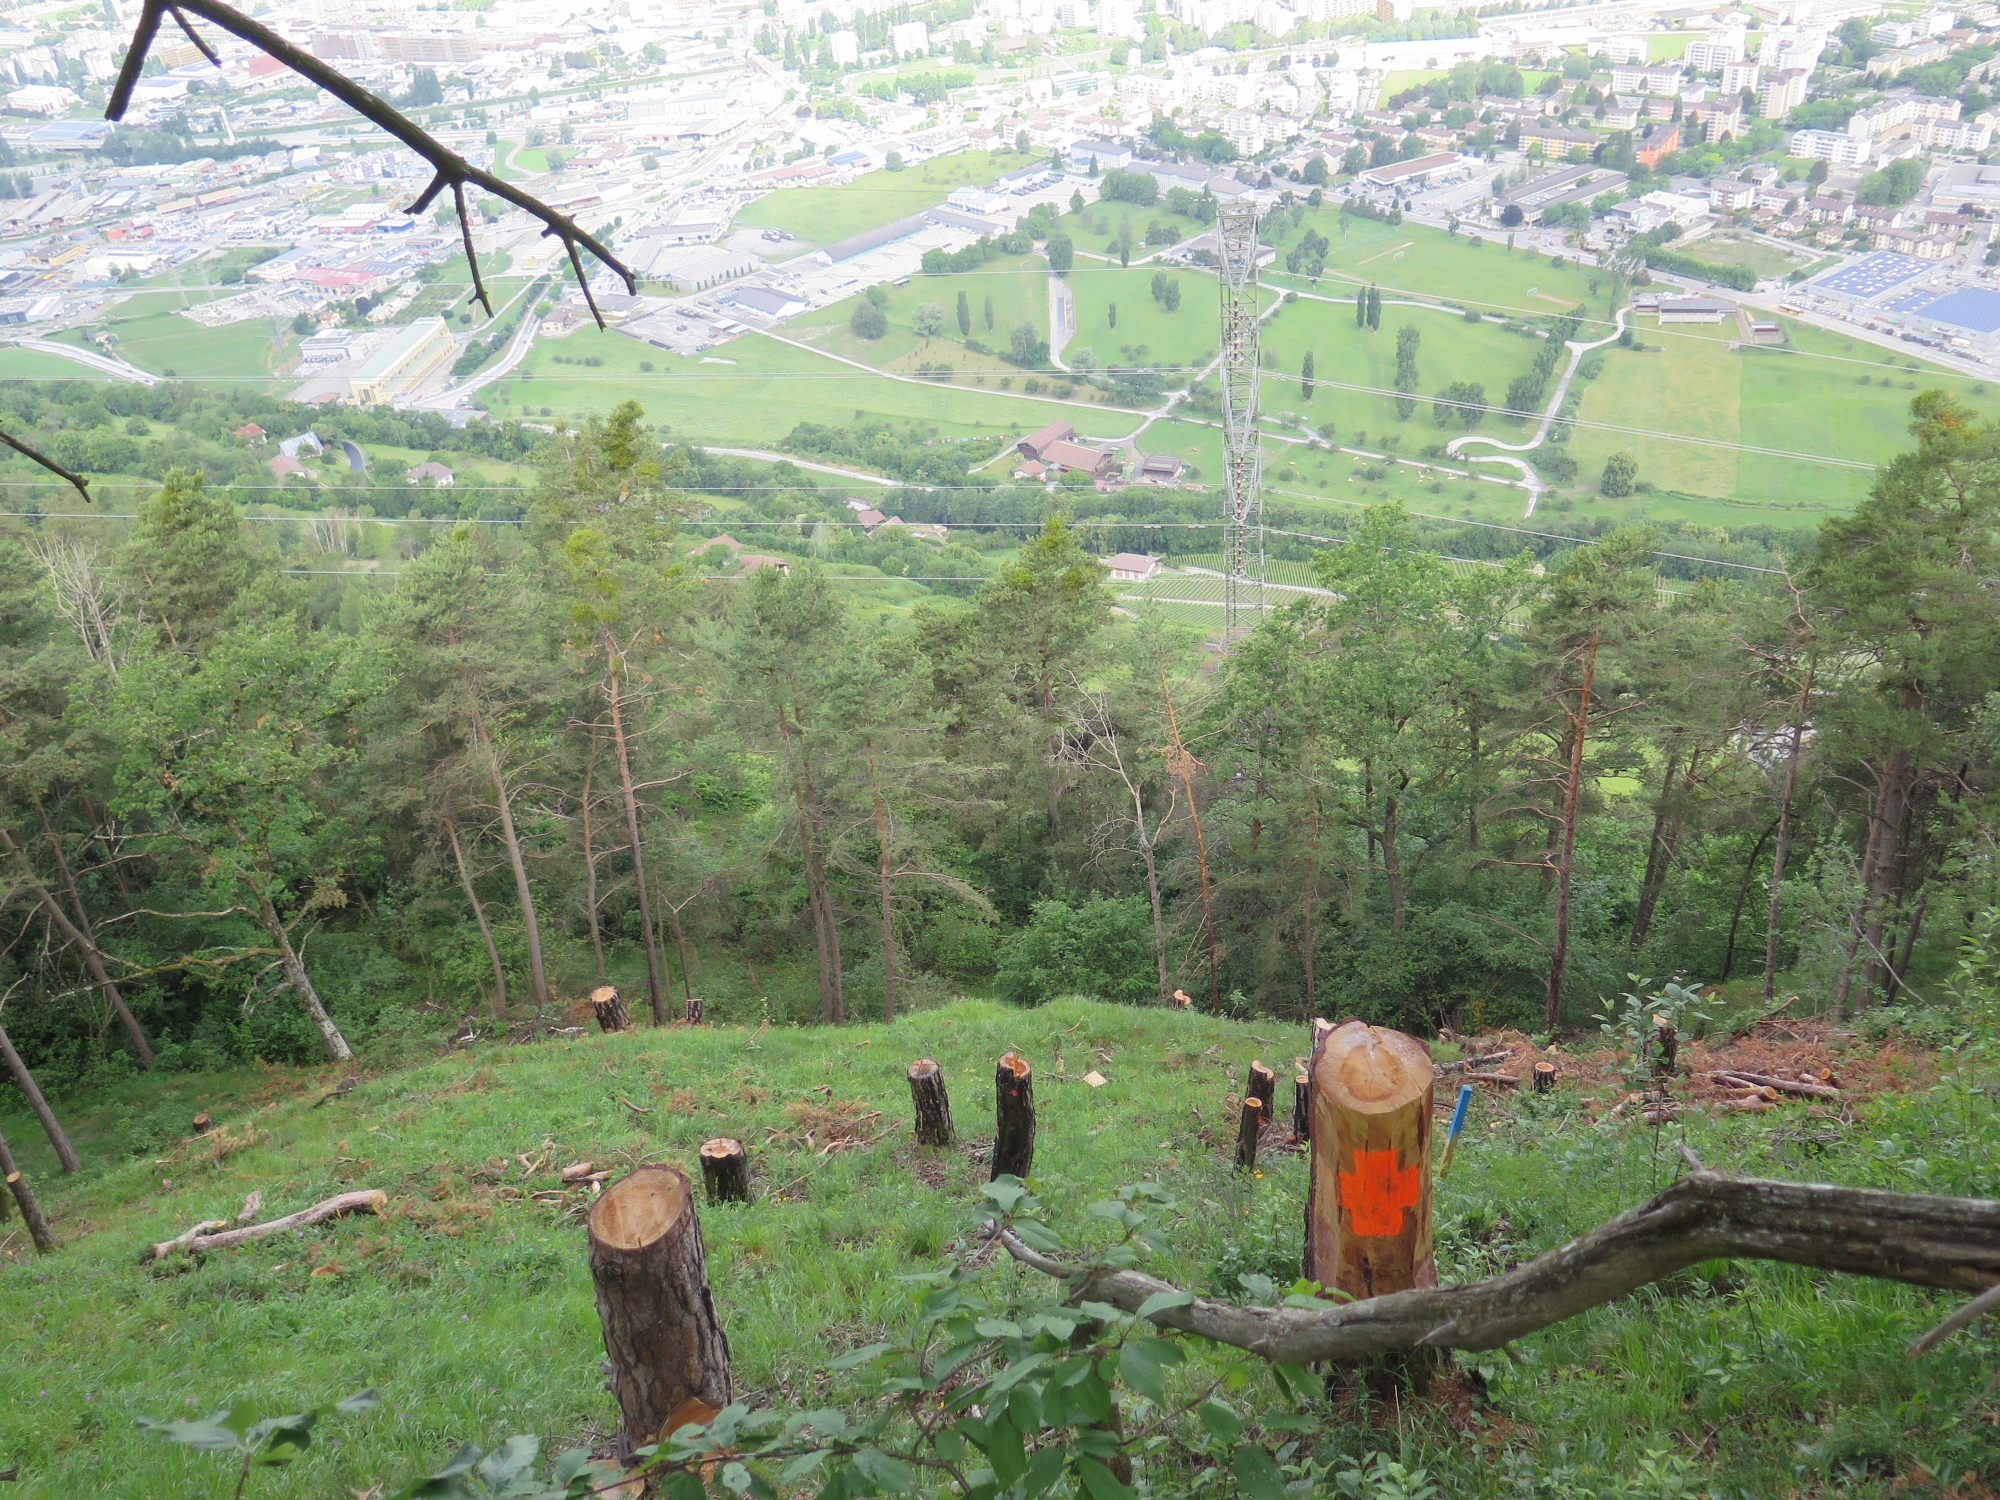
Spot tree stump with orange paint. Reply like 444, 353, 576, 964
1304, 1020, 1437, 1299
991, 1051, 1034, 1181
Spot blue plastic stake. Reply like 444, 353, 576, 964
1438, 1083, 1474, 1180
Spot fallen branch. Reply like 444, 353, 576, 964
0, 430, 90, 501
1708, 1070, 1839, 1101
143, 1189, 388, 1260
999, 1170, 2000, 1362
105, 0, 633, 327
1435, 1052, 1511, 1075
1907, 1279, 2000, 1358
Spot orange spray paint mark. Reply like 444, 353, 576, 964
1338, 1149, 1419, 1237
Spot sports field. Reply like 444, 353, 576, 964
734, 151, 1019, 250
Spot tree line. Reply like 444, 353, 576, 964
2, 393, 1996, 1101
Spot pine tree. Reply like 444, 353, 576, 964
1301, 350, 1315, 401
956, 288, 970, 336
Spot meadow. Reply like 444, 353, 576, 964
734, 151, 1020, 250
2, 993, 1996, 1498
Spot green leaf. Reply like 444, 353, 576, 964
1135, 1290, 1194, 1320
662, 1471, 707, 1500
1197, 1400, 1244, 1444
983, 1177, 1028, 1211
1023, 1445, 1067, 1500
974, 1318, 1024, 1339
1075, 1456, 1138, 1500
1078, 1302, 1126, 1327
478, 1436, 540, 1489
721, 1462, 757, 1496
987, 1351, 1050, 1396
829, 1342, 894, 1371
851, 1448, 916, 1493
1118, 1338, 1180, 1403
133, 1416, 249, 1454
1231, 1444, 1288, 1500
986, 1414, 1027, 1487
549, 1449, 593, 1487
1011, 1219, 1064, 1252
1007, 1384, 1043, 1435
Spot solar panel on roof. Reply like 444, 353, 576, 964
1913, 287, 2000, 334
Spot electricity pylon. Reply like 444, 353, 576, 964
1216, 200, 1264, 640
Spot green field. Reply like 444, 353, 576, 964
0, 347, 114, 382
735, 151, 1019, 250
1066, 263, 1233, 372
494, 322, 1141, 450
4, 993, 1997, 1496
1682, 230, 1809, 278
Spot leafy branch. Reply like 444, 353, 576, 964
105, 0, 633, 327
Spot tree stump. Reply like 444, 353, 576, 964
1532, 1062, 1556, 1093
591, 985, 633, 1033
587, 1165, 733, 1447
991, 1050, 1034, 1181
1653, 1021, 1678, 1078
699, 1139, 751, 1204
1235, 1096, 1264, 1171
1304, 1020, 1436, 1301
685, 996, 704, 1025
1244, 1059, 1277, 1116
0, 1124, 56, 1253
191, 1112, 213, 1135
908, 1058, 955, 1148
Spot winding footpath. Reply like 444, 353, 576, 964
1446, 306, 1630, 516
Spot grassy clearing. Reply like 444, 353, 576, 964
0, 348, 112, 382
1684, 231, 1807, 279
3, 995, 1997, 1497
734, 151, 1019, 250
494, 325, 1138, 450
1066, 264, 1225, 372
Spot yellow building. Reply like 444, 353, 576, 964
349, 317, 456, 406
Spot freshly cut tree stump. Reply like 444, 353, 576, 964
1244, 1059, 1277, 1116
684, 996, 704, 1025
1293, 1074, 1310, 1141
191, 1111, 214, 1135
1305, 1020, 1436, 1301
1235, 1097, 1265, 1171
1532, 1062, 1557, 1093
1654, 1021, 1678, 1078
0, 1124, 57, 1253
991, 1051, 1035, 1181
908, 1059, 955, 1148
591, 985, 633, 1033
699, 1139, 751, 1204
588, 1165, 733, 1447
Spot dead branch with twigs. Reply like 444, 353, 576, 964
105, 0, 632, 327
0, 430, 91, 502
999, 1169, 2000, 1365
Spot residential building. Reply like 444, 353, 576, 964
1610, 63, 1686, 95
890, 20, 929, 53
348, 318, 456, 405
1685, 31, 1748, 69
1636, 120, 1682, 167
1101, 552, 1161, 579
1694, 100, 1746, 141
1709, 179, 1759, 211
406, 461, 455, 485
1722, 59, 1762, 92
1872, 226, 1960, 256
1758, 68, 1810, 118
1068, 137, 1134, 170
1042, 440, 1118, 477
1868, 39, 1953, 75
1519, 122, 1598, 160
1789, 127, 1874, 165
828, 29, 860, 64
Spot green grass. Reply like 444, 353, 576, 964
1648, 33, 1695, 60
1067, 264, 1227, 372
493, 324, 1141, 452
734, 151, 1019, 251
0, 348, 114, 382
4, 995, 1998, 1497
1683, 231, 1807, 279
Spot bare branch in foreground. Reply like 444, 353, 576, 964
1001, 1171, 2000, 1362
143, 1188, 387, 1260
0, 430, 90, 502
105, 0, 633, 326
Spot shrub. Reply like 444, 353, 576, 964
1601, 451, 1638, 496
995, 898, 1158, 1006
851, 300, 888, 339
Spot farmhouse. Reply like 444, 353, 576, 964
1016, 419, 1075, 460
1101, 552, 1162, 581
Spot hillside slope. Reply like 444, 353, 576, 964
1, 998, 1995, 1497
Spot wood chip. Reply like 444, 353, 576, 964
1083, 1070, 1108, 1088
560, 1161, 597, 1183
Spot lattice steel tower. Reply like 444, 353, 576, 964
1216, 200, 1265, 639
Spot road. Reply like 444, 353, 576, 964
6, 337, 159, 385
702, 446, 900, 486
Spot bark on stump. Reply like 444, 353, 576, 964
685, 996, 704, 1026
192, 1112, 213, 1135
1532, 1062, 1556, 1094
1235, 1097, 1265, 1172
991, 1050, 1034, 1181
591, 985, 633, 1034
1244, 1059, 1277, 1117
588, 1165, 733, 1448
1653, 1021, 1678, 1078
1306, 1020, 1436, 1299
699, 1139, 751, 1204
908, 1058, 955, 1148
0, 1124, 57, 1252
1293, 1074, 1311, 1142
